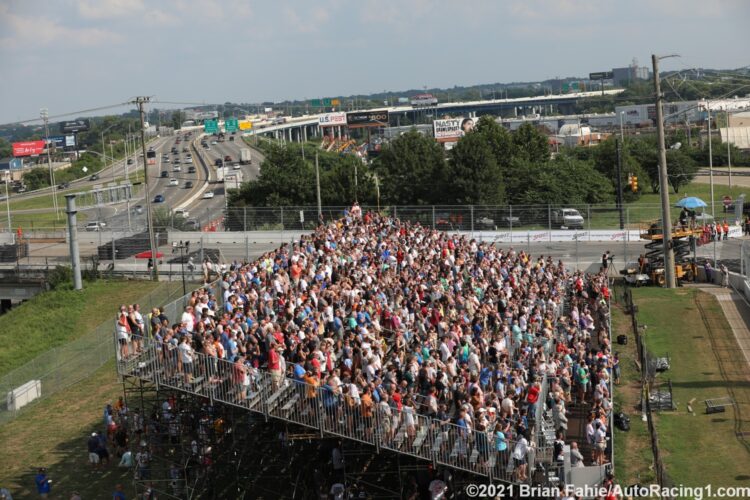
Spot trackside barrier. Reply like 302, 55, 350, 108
117, 336, 550, 482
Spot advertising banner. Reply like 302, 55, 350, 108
60, 119, 90, 133
65, 135, 75, 147
346, 110, 389, 128
12, 140, 46, 157
46, 136, 66, 148
319, 112, 347, 127
433, 118, 476, 142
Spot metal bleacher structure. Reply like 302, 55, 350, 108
115, 281, 608, 488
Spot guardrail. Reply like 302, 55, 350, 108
117, 337, 547, 482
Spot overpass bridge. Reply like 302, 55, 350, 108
211, 90, 625, 142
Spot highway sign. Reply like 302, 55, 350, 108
239, 120, 252, 130
225, 118, 239, 132
311, 99, 321, 107
589, 71, 613, 81
204, 119, 218, 133
311, 98, 340, 107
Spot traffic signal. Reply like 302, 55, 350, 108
632, 175, 638, 192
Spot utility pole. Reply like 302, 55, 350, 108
40, 108, 60, 220
707, 102, 717, 264
615, 138, 625, 230
652, 54, 677, 288
134, 96, 159, 280
727, 109, 732, 190
315, 151, 322, 221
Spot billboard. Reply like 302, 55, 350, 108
319, 112, 347, 127
346, 110, 389, 128
46, 135, 75, 148
589, 71, 614, 80
433, 118, 475, 142
12, 140, 46, 157
60, 119, 90, 133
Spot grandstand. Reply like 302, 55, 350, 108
114, 209, 614, 496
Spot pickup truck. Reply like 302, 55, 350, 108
550, 208, 585, 229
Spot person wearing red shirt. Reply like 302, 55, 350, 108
268, 346, 282, 389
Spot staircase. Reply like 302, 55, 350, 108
118, 340, 550, 483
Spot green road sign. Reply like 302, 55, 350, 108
322, 98, 332, 107
225, 118, 239, 132
204, 119, 218, 133
562, 83, 569, 93
311, 99, 322, 107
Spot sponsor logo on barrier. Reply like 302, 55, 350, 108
533, 232, 548, 241
610, 231, 626, 240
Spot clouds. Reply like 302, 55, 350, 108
0, 0, 748, 124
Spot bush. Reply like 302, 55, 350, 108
47, 265, 73, 290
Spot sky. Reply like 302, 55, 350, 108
0, 0, 748, 124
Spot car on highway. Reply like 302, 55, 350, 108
182, 147, 189, 153
211, 141, 217, 145
224, 155, 232, 162
202, 190, 215, 199
185, 181, 194, 189
13, 185, 26, 193
58, 182, 70, 189
127, 158, 134, 165
188, 166, 196, 173
229, 136, 235, 141
215, 158, 223, 167
89, 174, 100, 181
169, 178, 179, 186
161, 170, 168, 178
185, 157, 193, 164
132, 205, 143, 214
174, 208, 189, 218
204, 145, 210, 150
233, 164, 241, 170
85, 221, 106, 232
170, 147, 178, 153
153, 194, 165, 203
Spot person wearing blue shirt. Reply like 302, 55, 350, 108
35, 468, 51, 497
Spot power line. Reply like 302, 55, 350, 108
0, 102, 132, 128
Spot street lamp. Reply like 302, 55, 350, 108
172, 240, 190, 296
100, 122, 119, 183
3, 171, 11, 231
619, 111, 625, 143
40, 108, 60, 219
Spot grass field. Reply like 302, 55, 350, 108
0, 280, 165, 377
631, 287, 750, 489
0, 360, 134, 498
611, 287, 656, 486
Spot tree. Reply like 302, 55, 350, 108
373, 129, 447, 205
665, 149, 698, 193
0, 138, 11, 158
512, 123, 549, 164
592, 136, 646, 201
23, 167, 52, 190
447, 131, 505, 204
474, 115, 515, 169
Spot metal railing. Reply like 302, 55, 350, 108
117, 336, 549, 482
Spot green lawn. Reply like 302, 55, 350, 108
0, 360, 134, 498
0, 210, 87, 233
0, 279, 166, 376
611, 286, 656, 486
631, 287, 750, 490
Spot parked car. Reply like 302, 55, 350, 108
550, 208, 585, 229
182, 147, 189, 153
160, 170, 168, 178
202, 191, 215, 199
188, 166, 196, 173
85, 221, 106, 232
153, 194, 165, 203
173, 165, 181, 172
184, 219, 200, 230
174, 208, 189, 218
224, 155, 232, 162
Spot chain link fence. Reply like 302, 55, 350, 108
0, 281, 192, 425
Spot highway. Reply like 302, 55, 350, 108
95, 131, 264, 232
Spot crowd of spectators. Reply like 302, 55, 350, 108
119, 208, 614, 481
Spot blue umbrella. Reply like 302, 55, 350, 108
674, 197, 707, 209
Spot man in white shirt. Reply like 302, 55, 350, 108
178, 337, 194, 384
181, 306, 195, 333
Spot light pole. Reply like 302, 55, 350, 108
40, 108, 60, 220
4, 172, 10, 231
727, 109, 732, 190
172, 240, 189, 296
619, 111, 625, 143
100, 122, 118, 183
707, 102, 717, 264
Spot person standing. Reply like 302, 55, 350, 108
512, 432, 529, 482
720, 263, 729, 288
34, 468, 51, 498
